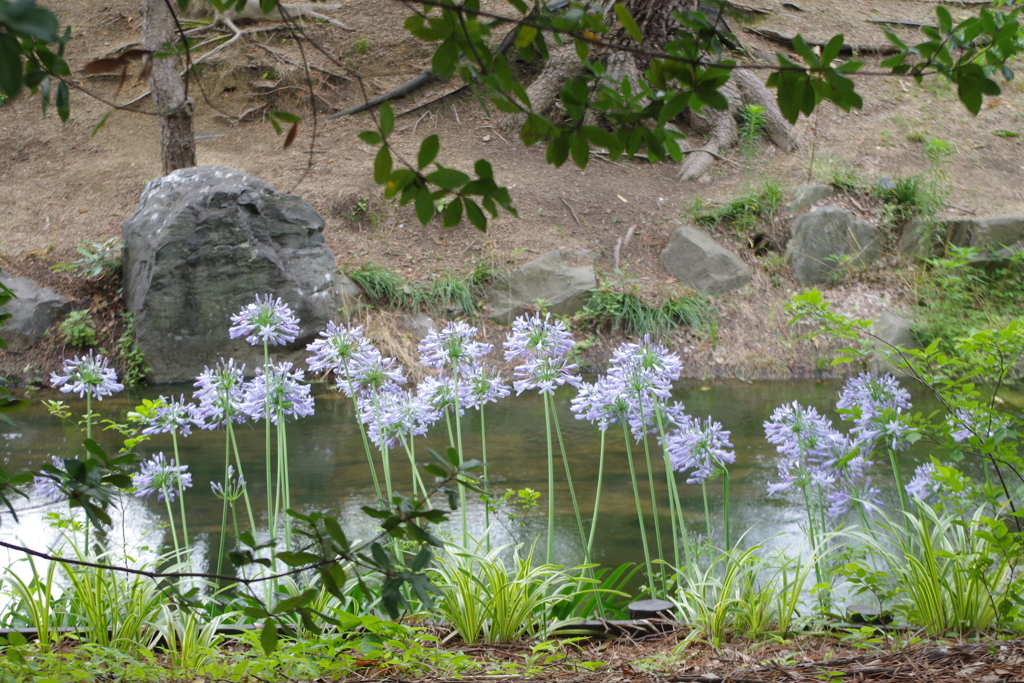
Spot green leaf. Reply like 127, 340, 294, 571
431, 39, 458, 79
415, 185, 434, 225
474, 158, 493, 180
373, 145, 392, 184
379, 101, 394, 138
0, 34, 24, 99
426, 167, 469, 189
260, 619, 278, 654
260, 0, 276, 14
569, 131, 589, 169
272, 110, 301, 124
955, 63, 1001, 115
614, 3, 643, 44
1, 1, 59, 42
276, 551, 320, 567
91, 111, 112, 138
417, 134, 440, 169
56, 77, 69, 121
992, 130, 1020, 137
464, 198, 487, 231
515, 25, 537, 49
442, 197, 463, 227
936, 6, 952, 35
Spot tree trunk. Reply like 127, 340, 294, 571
508, 0, 796, 180
142, 0, 195, 175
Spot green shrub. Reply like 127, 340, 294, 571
59, 310, 98, 347
694, 181, 783, 237
427, 276, 476, 316
52, 239, 122, 279
580, 287, 716, 338
116, 313, 148, 386
349, 263, 419, 309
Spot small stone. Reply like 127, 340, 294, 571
627, 599, 676, 620
659, 226, 752, 293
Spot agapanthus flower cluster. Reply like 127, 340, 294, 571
905, 462, 940, 503
142, 395, 201, 437
134, 453, 193, 502
33, 456, 68, 502
504, 314, 581, 395
764, 401, 876, 517
419, 321, 493, 372
50, 351, 124, 399
570, 375, 631, 431
837, 373, 915, 453
416, 374, 473, 418
210, 465, 247, 502
306, 322, 373, 378
193, 358, 247, 428
346, 348, 406, 397
462, 365, 511, 410
948, 408, 1008, 444
667, 417, 736, 484
240, 362, 315, 423
229, 294, 300, 347
358, 385, 439, 448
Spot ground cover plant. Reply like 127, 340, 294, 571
0, 285, 1022, 681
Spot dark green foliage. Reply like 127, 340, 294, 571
349, 263, 420, 309
427, 276, 476, 316
579, 288, 716, 338
694, 181, 783, 237
115, 313, 148, 387
915, 247, 1024, 356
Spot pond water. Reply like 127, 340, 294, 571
0, 380, 954, 573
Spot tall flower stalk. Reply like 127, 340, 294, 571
229, 295, 303, 550
134, 453, 192, 561
504, 314, 584, 565
420, 322, 492, 545
194, 358, 256, 576
142, 396, 199, 560
667, 416, 736, 550
50, 351, 124, 442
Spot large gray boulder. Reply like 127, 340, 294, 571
901, 215, 1024, 259
786, 184, 834, 214
0, 277, 74, 351
485, 250, 597, 323
870, 311, 920, 376
786, 207, 881, 286
122, 166, 344, 383
659, 226, 752, 293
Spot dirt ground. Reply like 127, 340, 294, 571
2, 0, 1024, 383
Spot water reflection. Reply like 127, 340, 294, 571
1, 380, 952, 574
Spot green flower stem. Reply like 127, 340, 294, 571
453, 370, 467, 547
701, 481, 712, 544
549, 397, 588, 564
262, 339, 275, 543
161, 485, 181, 561
480, 405, 490, 551
621, 421, 655, 596
802, 484, 823, 595
587, 429, 606, 558
889, 447, 911, 530
279, 414, 292, 548
85, 393, 92, 441
398, 432, 430, 505
216, 433, 231, 578
370, 388, 393, 503
722, 469, 731, 551
170, 431, 191, 559
344, 371, 382, 502
544, 393, 555, 566
638, 428, 666, 577
228, 423, 257, 533
653, 408, 691, 568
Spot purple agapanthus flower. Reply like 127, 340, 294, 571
134, 453, 192, 503
416, 374, 472, 417
229, 294, 300, 347
906, 462, 940, 503
510, 356, 582, 396
240, 362, 315, 423
571, 375, 630, 431
948, 408, 1007, 444
463, 365, 511, 411
50, 351, 123, 399
667, 416, 736, 484
142, 395, 201, 437
210, 465, 247, 502
33, 456, 68, 502
608, 335, 683, 390
306, 322, 372, 377
837, 373, 914, 453
346, 348, 406, 397
503, 313, 575, 361
419, 321, 493, 372
193, 358, 247, 428
359, 385, 439, 449
764, 402, 839, 493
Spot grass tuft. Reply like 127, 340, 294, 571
580, 288, 716, 338
694, 181, 783, 237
